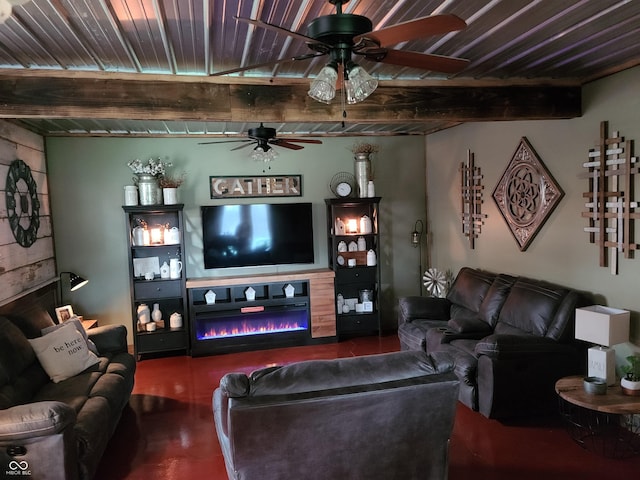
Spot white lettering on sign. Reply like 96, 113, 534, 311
210, 176, 302, 198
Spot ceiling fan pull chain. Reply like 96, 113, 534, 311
341, 67, 347, 128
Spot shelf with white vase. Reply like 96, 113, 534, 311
123, 204, 189, 359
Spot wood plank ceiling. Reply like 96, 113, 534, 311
0, 0, 638, 138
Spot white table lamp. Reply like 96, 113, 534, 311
575, 306, 630, 385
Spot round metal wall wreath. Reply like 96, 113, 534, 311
5, 159, 40, 248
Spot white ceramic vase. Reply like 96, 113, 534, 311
152, 303, 162, 322
163, 187, 178, 205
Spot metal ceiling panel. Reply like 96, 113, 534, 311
1, 0, 639, 137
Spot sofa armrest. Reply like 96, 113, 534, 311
398, 296, 451, 325
448, 316, 493, 335
88, 325, 128, 354
475, 334, 577, 359
0, 402, 76, 441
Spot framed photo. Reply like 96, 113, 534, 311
55, 305, 74, 323
133, 256, 160, 277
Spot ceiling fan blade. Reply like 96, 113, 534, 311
211, 52, 325, 76
270, 140, 304, 151
275, 138, 323, 145
354, 14, 466, 47
231, 142, 258, 151
198, 139, 252, 145
234, 16, 331, 49
368, 49, 469, 74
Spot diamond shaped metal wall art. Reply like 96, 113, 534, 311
492, 137, 564, 251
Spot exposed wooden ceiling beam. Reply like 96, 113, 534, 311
0, 75, 581, 123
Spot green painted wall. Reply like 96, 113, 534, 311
427, 66, 640, 366
46, 135, 427, 342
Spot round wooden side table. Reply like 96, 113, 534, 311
555, 375, 640, 458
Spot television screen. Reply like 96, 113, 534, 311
201, 203, 314, 269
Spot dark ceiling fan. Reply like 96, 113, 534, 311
199, 123, 322, 154
212, 0, 469, 104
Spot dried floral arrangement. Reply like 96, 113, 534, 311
158, 172, 187, 188
351, 142, 379, 155
128, 157, 172, 176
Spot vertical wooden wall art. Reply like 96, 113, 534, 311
460, 150, 486, 248
580, 121, 639, 275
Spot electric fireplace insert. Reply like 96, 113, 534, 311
188, 280, 312, 356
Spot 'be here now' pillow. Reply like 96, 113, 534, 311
29, 321, 99, 383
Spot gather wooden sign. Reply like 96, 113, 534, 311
209, 175, 302, 199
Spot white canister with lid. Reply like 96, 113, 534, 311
170, 312, 183, 329
124, 185, 138, 206
165, 227, 180, 244
357, 236, 366, 251
132, 226, 145, 246
366, 249, 377, 266
360, 215, 372, 234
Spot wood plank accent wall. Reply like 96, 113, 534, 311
0, 120, 56, 305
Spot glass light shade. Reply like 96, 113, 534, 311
308, 65, 338, 104
345, 65, 378, 104
251, 146, 278, 162
411, 231, 421, 247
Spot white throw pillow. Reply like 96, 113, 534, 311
29, 321, 99, 383
42, 317, 99, 355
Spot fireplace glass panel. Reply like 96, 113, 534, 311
196, 307, 309, 341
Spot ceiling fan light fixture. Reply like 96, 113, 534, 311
345, 64, 378, 104
251, 144, 279, 162
308, 63, 338, 104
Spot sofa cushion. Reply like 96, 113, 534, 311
5, 309, 56, 338
438, 341, 478, 386
497, 278, 570, 337
28, 322, 100, 383
448, 316, 493, 334
478, 274, 516, 327
0, 317, 50, 409
446, 268, 496, 315
398, 296, 451, 323
398, 319, 447, 351
33, 371, 102, 412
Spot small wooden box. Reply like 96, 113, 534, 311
341, 251, 367, 266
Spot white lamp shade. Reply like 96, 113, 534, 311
575, 305, 629, 346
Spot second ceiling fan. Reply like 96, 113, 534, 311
213, 0, 469, 104
199, 123, 322, 161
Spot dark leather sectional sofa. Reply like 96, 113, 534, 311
0, 311, 135, 480
398, 267, 593, 419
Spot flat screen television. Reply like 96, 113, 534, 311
201, 202, 314, 269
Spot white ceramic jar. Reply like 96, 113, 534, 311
170, 312, 183, 329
